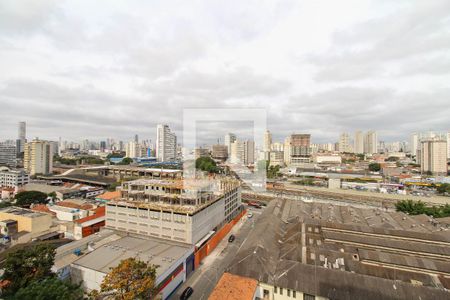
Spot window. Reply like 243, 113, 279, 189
288, 289, 291, 297
304, 293, 315, 300
274, 286, 277, 294
280, 288, 283, 295
293, 291, 296, 298
263, 289, 269, 297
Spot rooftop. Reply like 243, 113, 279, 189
227, 198, 450, 300
96, 190, 121, 200
0, 206, 49, 218
208, 272, 257, 300
72, 235, 193, 278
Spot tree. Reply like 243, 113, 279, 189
195, 157, 220, 173
437, 183, 450, 195
368, 163, 381, 172
118, 157, 133, 165
1, 244, 56, 295
14, 191, 49, 207
14, 277, 83, 300
385, 156, 399, 162
100, 258, 158, 300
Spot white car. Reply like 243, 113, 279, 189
247, 213, 253, 218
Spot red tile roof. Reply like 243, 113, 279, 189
209, 273, 257, 300
31, 204, 56, 216
96, 190, 121, 200
74, 206, 105, 224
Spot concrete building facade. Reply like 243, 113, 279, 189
0, 144, 17, 167
0, 168, 29, 188
105, 178, 241, 245
420, 138, 448, 175
156, 124, 177, 162
24, 139, 53, 175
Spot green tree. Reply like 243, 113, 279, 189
118, 157, 134, 165
385, 156, 399, 162
14, 277, 83, 300
1, 244, 56, 295
14, 191, 49, 207
100, 258, 158, 300
437, 183, 450, 195
368, 163, 381, 172
195, 157, 220, 173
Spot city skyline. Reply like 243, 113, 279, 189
1, 1, 450, 142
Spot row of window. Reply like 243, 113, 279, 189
272, 287, 315, 300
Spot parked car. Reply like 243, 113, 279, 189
247, 213, 253, 218
228, 234, 235, 242
180, 287, 194, 300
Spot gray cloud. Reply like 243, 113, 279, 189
0, 0, 449, 145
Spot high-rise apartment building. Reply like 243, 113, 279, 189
125, 141, 145, 158
447, 131, 450, 160
410, 133, 419, 157
156, 124, 177, 162
212, 144, 228, 160
224, 133, 237, 155
354, 131, 364, 154
230, 140, 254, 165
0, 144, 17, 167
364, 131, 378, 155
263, 130, 272, 152
270, 142, 284, 152
17, 121, 26, 154
339, 133, 352, 153
23, 139, 53, 175
284, 134, 311, 165
420, 138, 448, 175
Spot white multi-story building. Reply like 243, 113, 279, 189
354, 131, 364, 154
0, 168, 29, 188
0, 144, 17, 167
410, 133, 419, 157
447, 131, 450, 160
339, 133, 352, 153
364, 131, 378, 155
105, 178, 242, 245
420, 138, 448, 175
156, 124, 177, 162
125, 141, 145, 158
230, 140, 254, 165
23, 139, 53, 175
263, 130, 272, 152
270, 142, 284, 152
224, 133, 237, 155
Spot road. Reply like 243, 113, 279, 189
168, 206, 263, 300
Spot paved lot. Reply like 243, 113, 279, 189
168, 206, 263, 300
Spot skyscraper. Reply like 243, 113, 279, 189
410, 133, 419, 157
354, 131, 364, 154
156, 124, 177, 162
230, 139, 254, 165
263, 130, 272, 152
447, 131, 450, 159
17, 121, 26, 154
284, 133, 311, 165
339, 133, 352, 153
420, 138, 448, 175
224, 133, 236, 155
24, 139, 53, 175
364, 131, 378, 155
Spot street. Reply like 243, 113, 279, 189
168, 206, 263, 300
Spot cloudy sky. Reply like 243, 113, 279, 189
1, 0, 449, 144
